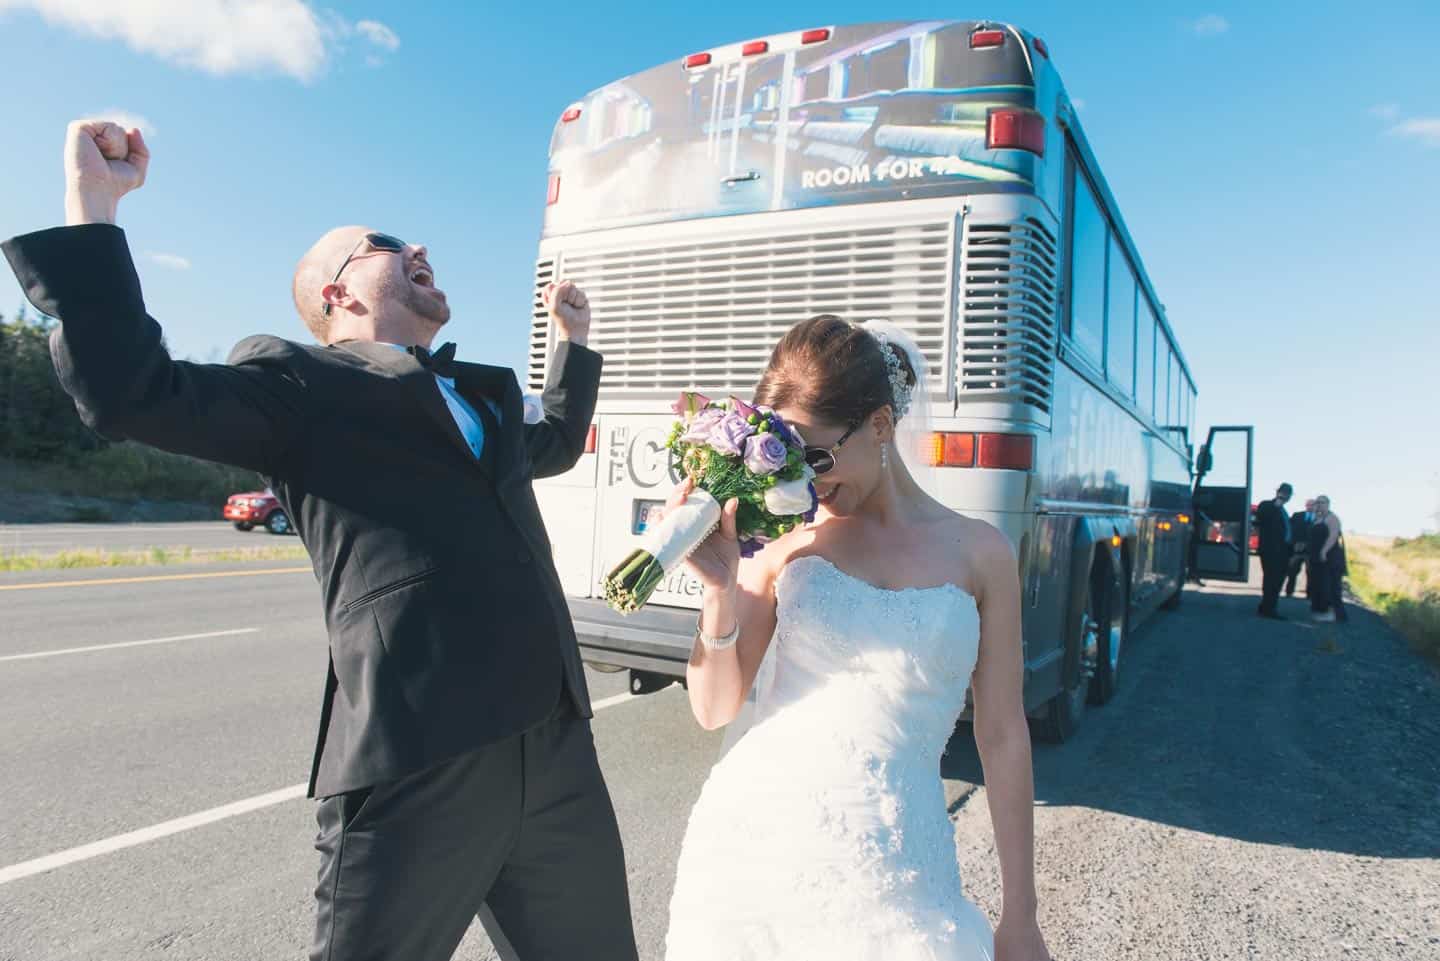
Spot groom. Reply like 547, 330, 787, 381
2, 120, 639, 961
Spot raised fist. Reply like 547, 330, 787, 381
543, 280, 591, 345
64, 119, 150, 225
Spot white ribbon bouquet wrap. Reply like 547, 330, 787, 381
602, 393, 818, 614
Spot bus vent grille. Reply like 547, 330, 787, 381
528, 221, 953, 395
958, 217, 1058, 412
529, 257, 556, 384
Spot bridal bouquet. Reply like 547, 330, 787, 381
602, 392, 818, 614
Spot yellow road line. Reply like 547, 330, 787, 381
0, 567, 311, 592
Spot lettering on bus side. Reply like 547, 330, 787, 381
607, 426, 629, 486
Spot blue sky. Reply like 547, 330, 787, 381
1, 1, 1437, 536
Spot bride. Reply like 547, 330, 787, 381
663, 316, 1050, 961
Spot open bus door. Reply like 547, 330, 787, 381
1190, 426, 1254, 582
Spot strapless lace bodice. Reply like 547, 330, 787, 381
665, 554, 994, 961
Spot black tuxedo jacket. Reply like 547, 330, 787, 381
1253, 499, 1291, 559
4, 225, 600, 797
1289, 511, 1315, 554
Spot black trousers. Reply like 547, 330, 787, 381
1284, 552, 1306, 596
309, 701, 638, 961
1258, 550, 1289, 615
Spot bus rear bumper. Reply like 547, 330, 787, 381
567, 597, 695, 677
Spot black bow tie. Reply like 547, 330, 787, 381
408, 342, 458, 377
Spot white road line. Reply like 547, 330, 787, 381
0, 683, 659, 885
0, 784, 309, 885
0, 628, 260, 663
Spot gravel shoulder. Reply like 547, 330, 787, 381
943, 575, 1440, 961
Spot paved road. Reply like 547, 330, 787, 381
0, 521, 287, 556
2, 551, 1436, 960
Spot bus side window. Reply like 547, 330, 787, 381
1068, 167, 1108, 368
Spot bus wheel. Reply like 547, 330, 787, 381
1089, 565, 1127, 705
1161, 571, 1184, 610
1034, 576, 1100, 743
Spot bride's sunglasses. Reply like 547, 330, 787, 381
322, 232, 407, 316
803, 421, 859, 476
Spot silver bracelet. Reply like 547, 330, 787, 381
696, 618, 740, 652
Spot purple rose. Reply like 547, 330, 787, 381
743, 432, 788, 475
680, 407, 725, 444
709, 412, 755, 456
759, 406, 801, 447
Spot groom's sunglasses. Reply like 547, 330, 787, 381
322, 232, 407, 316
803, 422, 859, 476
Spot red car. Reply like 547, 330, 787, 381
223, 489, 292, 535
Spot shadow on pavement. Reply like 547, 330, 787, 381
942, 576, 1440, 859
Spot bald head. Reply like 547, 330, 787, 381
292, 226, 371, 343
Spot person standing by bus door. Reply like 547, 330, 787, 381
1254, 482, 1294, 619
1310, 495, 1348, 623
1285, 498, 1316, 597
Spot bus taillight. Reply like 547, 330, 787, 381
742, 40, 769, 56
987, 108, 1046, 156
684, 52, 712, 69
585, 424, 598, 454
977, 433, 1035, 471
801, 28, 831, 44
970, 29, 1006, 49
561, 106, 582, 123
926, 432, 976, 468
926, 432, 1034, 470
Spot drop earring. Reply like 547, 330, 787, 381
881, 442, 889, 470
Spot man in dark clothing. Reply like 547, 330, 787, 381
1285, 498, 1316, 597
1253, 483, 1294, 618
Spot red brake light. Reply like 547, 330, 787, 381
801, 28, 831, 44
584, 424, 597, 454
976, 433, 1035, 471
742, 40, 768, 56
684, 52, 712, 68
546, 174, 560, 206
1033, 37, 1049, 58
987, 108, 1046, 155
560, 106, 581, 123
970, 29, 1005, 49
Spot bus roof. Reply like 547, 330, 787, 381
542, 20, 1045, 237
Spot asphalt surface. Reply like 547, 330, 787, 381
2, 537, 1437, 961
0, 521, 288, 556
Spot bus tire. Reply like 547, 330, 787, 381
1088, 560, 1127, 705
1160, 581, 1183, 610
1034, 562, 1101, 743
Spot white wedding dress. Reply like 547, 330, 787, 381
665, 554, 994, 961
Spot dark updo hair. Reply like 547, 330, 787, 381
754, 314, 917, 428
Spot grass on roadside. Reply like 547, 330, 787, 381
1347, 533, 1440, 666
0, 544, 310, 572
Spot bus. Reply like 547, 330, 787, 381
528, 20, 1254, 740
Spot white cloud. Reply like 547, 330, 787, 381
1370, 103, 1401, 121
85, 108, 156, 138
1188, 14, 1230, 36
144, 252, 192, 270
355, 19, 398, 52
0, 0, 385, 82
1389, 118, 1440, 147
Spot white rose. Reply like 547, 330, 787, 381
764, 467, 815, 516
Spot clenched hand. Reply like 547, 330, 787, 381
64, 119, 150, 226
